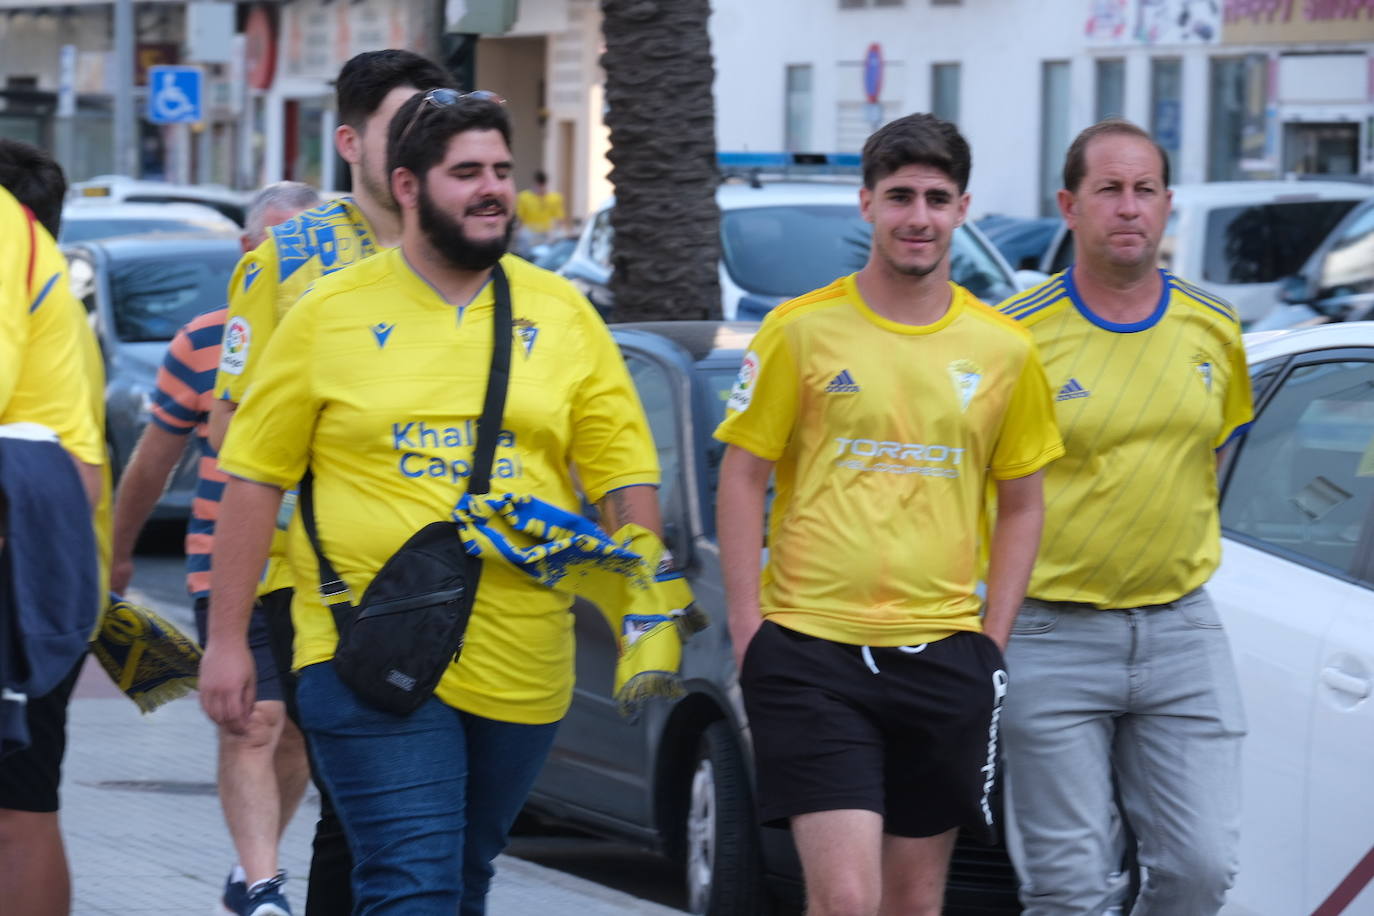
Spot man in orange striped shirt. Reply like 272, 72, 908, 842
110, 182, 318, 915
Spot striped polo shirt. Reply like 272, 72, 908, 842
149, 307, 228, 599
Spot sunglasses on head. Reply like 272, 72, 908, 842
395, 88, 506, 148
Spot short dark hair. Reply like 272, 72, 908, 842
1063, 118, 1171, 192
335, 50, 455, 131
0, 139, 67, 237
533, 170, 547, 186
388, 92, 512, 181
861, 113, 971, 192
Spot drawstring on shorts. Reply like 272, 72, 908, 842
860, 642, 927, 674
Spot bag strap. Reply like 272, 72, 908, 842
299, 262, 514, 624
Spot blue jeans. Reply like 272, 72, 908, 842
1001, 588, 1246, 916
295, 663, 559, 916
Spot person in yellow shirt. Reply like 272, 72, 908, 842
200, 90, 660, 914
514, 169, 566, 254
0, 145, 106, 916
208, 50, 455, 916
996, 119, 1251, 915
715, 114, 1062, 916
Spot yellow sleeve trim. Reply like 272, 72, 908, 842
990, 442, 1065, 481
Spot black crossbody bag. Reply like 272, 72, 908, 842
298, 264, 513, 716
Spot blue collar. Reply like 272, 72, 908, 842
1064, 265, 1170, 333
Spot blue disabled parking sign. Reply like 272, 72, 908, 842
147, 65, 202, 124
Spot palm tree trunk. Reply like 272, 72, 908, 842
600, 0, 722, 321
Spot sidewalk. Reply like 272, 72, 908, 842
62, 659, 684, 915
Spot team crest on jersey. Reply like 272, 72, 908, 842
220, 316, 251, 375
1192, 353, 1213, 392
727, 350, 761, 413
948, 359, 982, 412
513, 318, 539, 358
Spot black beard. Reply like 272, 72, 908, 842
417, 183, 512, 271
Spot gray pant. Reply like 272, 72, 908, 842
1001, 588, 1246, 916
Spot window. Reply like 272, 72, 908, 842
1150, 58, 1182, 178
623, 352, 681, 518
1222, 359, 1374, 580
1202, 199, 1358, 284
785, 65, 813, 152
1208, 55, 1268, 181
932, 63, 960, 125
110, 248, 243, 342
1318, 203, 1374, 297
1095, 59, 1125, 121
1039, 61, 1071, 217
588, 209, 614, 270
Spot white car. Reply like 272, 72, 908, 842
1040, 181, 1372, 325
59, 200, 239, 244
1213, 321, 1374, 915
560, 180, 1031, 320
67, 175, 250, 227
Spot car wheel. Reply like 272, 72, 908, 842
685, 720, 763, 915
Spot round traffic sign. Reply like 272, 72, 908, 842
864, 43, 883, 104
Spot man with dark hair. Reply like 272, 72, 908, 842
996, 117, 1250, 915
715, 112, 1062, 915
207, 49, 454, 916
0, 141, 106, 916
111, 182, 319, 916
201, 90, 662, 913
0, 139, 67, 237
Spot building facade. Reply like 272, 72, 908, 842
711, 0, 1374, 217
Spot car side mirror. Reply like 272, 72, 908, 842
1278, 273, 1316, 305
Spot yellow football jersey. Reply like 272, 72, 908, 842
996, 268, 1253, 609
217, 250, 659, 724
715, 276, 1064, 647
1, 188, 103, 467
216, 197, 380, 595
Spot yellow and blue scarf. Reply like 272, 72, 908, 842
452, 493, 705, 717
90, 596, 202, 713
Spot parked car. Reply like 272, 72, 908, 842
1213, 322, 1374, 916
64, 231, 243, 518
977, 215, 1062, 271
59, 200, 239, 244
1251, 195, 1374, 331
526, 319, 1374, 915
1038, 181, 1371, 325
67, 175, 250, 227
559, 182, 1031, 320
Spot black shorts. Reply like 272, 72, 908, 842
0, 656, 84, 812
741, 621, 1007, 840
194, 588, 294, 703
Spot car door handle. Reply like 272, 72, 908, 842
1321, 667, 1371, 699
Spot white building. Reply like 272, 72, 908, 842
711, 0, 1374, 218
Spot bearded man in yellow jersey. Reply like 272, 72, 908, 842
201, 90, 660, 914
206, 50, 455, 916
996, 119, 1251, 915
715, 114, 1063, 916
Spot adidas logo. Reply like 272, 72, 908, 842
1056, 378, 1090, 401
825, 370, 861, 393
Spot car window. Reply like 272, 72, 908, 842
719, 205, 1014, 304
109, 249, 241, 342
588, 209, 614, 270
623, 352, 680, 515
1222, 359, 1374, 582
1203, 200, 1358, 285
1317, 203, 1374, 297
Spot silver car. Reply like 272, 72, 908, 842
65, 231, 242, 519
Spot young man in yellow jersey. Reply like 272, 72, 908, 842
996, 119, 1251, 915
0, 155, 105, 916
514, 169, 566, 254
715, 114, 1063, 916
200, 90, 661, 914
207, 50, 454, 916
